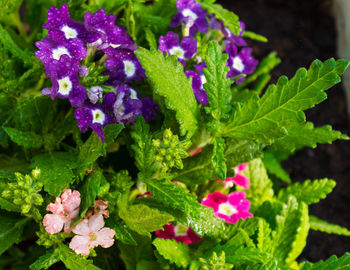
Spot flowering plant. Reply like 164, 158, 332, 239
0, 0, 350, 269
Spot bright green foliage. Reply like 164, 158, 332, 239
153, 128, 190, 171
278, 178, 336, 205
309, 216, 350, 236
242, 31, 268, 42
106, 217, 137, 245
153, 238, 191, 268
29, 249, 61, 270
198, 251, 233, 270
203, 41, 232, 123
79, 171, 103, 218
1, 169, 43, 221
36, 225, 70, 248
0, 211, 29, 255
262, 152, 291, 183
135, 48, 199, 138
211, 138, 227, 180
201, 2, 240, 35
31, 152, 77, 196
221, 59, 349, 145
3, 126, 42, 148
81, 62, 109, 87
119, 204, 173, 236
301, 253, 350, 270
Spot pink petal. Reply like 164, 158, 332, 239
69, 235, 91, 256
43, 214, 65, 234
88, 214, 105, 232
227, 191, 246, 205
155, 223, 176, 239
95, 227, 115, 248
61, 189, 81, 216
186, 227, 202, 244
201, 192, 228, 212
72, 218, 90, 236
46, 198, 64, 214
94, 200, 109, 217
174, 235, 192, 244
235, 163, 248, 172
232, 174, 250, 189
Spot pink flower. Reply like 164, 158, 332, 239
224, 163, 249, 189
94, 200, 109, 217
69, 214, 115, 256
155, 222, 201, 245
43, 189, 81, 234
189, 147, 202, 156
201, 191, 253, 224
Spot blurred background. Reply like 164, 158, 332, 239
217, 0, 350, 262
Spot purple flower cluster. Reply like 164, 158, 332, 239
36, 4, 158, 142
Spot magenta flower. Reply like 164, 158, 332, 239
43, 189, 81, 234
224, 163, 250, 189
155, 222, 201, 245
69, 214, 115, 256
158, 31, 197, 66
201, 191, 253, 224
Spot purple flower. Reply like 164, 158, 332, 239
225, 43, 258, 84
141, 97, 159, 122
209, 15, 247, 47
83, 9, 136, 52
42, 55, 86, 107
171, 0, 208, 36
43, 4, 85, 43
74, 93, 116, 143
158, 32, 197, 66
185, 69, 208, 105
105, 50, 146, 83
35, 36, 87, 72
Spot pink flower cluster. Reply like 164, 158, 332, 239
43, 189, 115, 256
155, 222, 201, 244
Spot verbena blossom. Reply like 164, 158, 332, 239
43, 189, 81, 234
36, 4, 158, 142
225, 42, 258, 84
185, 62, 208, 105
155, 222, 201, 244
158, 31, 197, 66
224, 163, 250, 189
171, 0, 208, 36
69, 213, 115, 256
201, 191, 253, 224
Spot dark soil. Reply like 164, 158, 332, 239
218, 0, 350, 262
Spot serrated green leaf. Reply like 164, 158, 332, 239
3, 126, 42, 148
203, 41, 231, 122
119, 204, 173, 236
278, 178, 336, 205
211, 138, 227, 180
222, 59, 350, 145
79, 171, 103, 218
309, 216, 350, 236
271, 122, 349, 153
257, 218, 273, 253
153, 238, 191, 268
0, 211, 29, 255
135, 48, 198, 138
242, 30, 268, 42
224, 247, 272, 267
198, 251, 233, 270
301, 253, 350, 270
262, 152, 291, 183
106, 217, 137, 245
29, 249, 60, 270
201, 2, 240, 35
31, 152, 77, 196
57, 244, 100, 270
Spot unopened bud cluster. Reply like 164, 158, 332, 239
153, 129, 190, 171
1, 169, 43, 217
36, 226, 69, 248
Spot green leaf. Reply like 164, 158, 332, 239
301, 253, 350, 270
31, 152, 77, 196
222, 59, 349, 145
119, 204, 173, 236
153, 238, 191, 268
106, 217, 137, 245
272, 197, 309, 264
203, 41, 231, 122
131, 116, 155, 179
278, 178, 336, 205
57, 244, 100, 270
242, 30, 268, 42
270, 122, 349, 153
262, 152, 291, 183
0, 211, 29, 255
201, 2, 240, 35
309, 216, 350, 236
240, 159, 274, 209
29, 249, 60, 270
3, 127, 42, 148
257, 218, 273, 253
211, 138, 227, 180
224, 247, 272, 267
198, 251, 233, 270
135, 48, 198, 138
79, 171, 103, 218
